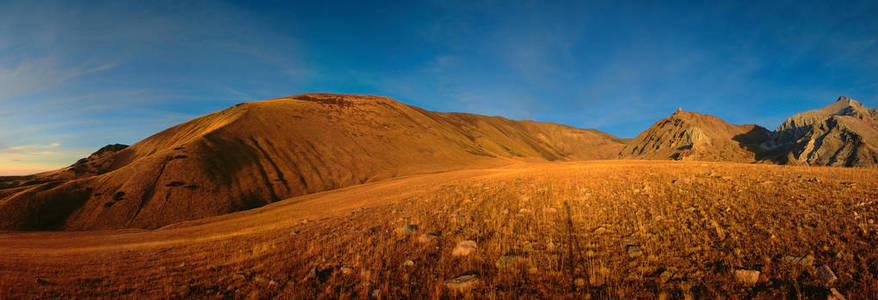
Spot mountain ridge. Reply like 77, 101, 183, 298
1, 93, 875, 231
0, 93, 624, 230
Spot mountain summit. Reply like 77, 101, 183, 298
619, 109, 769, 162
762, 96, 878, 167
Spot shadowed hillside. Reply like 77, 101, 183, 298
0, 93, 624, 230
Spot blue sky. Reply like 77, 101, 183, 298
1, 1, 876, 175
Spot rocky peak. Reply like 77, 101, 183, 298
69, 143, 129, 176
764, 96, 878, 167
90, 144, 128, 159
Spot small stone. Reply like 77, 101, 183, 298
255, 276, 271, 283
782, 255, 814, 267
733, 269, 760, 286
495, 254, 528, 268
659, 270, 673, 283
233, 273, 247, 280
452, 240, 477, 256
545, 207, 557, 214
403, 260, 415, 267
593, 226, 607, 234
371, 288, 381, 299
445, 273, 479, 291
418, 233, 438, 243
574, 277, 586, 287
519, 208, 533, 214
626, 245, 643, 258
339, 267, 354, 275
817, 265, 837, 287
828, 288, 846, 300
398, 224, 419, 235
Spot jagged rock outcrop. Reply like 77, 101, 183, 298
67, 144, 129, 177
619, 108, 770, 162
762, 96, 878, 167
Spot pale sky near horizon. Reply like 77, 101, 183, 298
1, 0, 877, 175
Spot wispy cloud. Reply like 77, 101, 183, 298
0, 59, 117, 101
6, 142, 61, 152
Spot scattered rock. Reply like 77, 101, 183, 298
418, 233, 438, 243
574, 277, 586, 287
518, 208, 533, 214
232, 273, 247, 280
659, 270, 674, 283
626, 244, 643, 258
733, 269, 760, 286
371, 289, 381, 299
255, 276, 271, 283
828, 288, 846, 300
398, 224, 419, 235
403, 260, 415, 267
593, 226, 607, 234
452, 240, 477, 256
495, 253, 528, 268
444, 273, 479, 291
782, 255, 814, 267
545, 207, 557, 214
817, 265, 837, 287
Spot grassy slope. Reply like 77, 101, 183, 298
0, 94, 624, 230
1, 161, 875, 299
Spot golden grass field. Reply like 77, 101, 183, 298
1, 160, 876, 299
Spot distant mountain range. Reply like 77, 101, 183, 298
1, 93, 875, 230
624, 96, 878, 167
